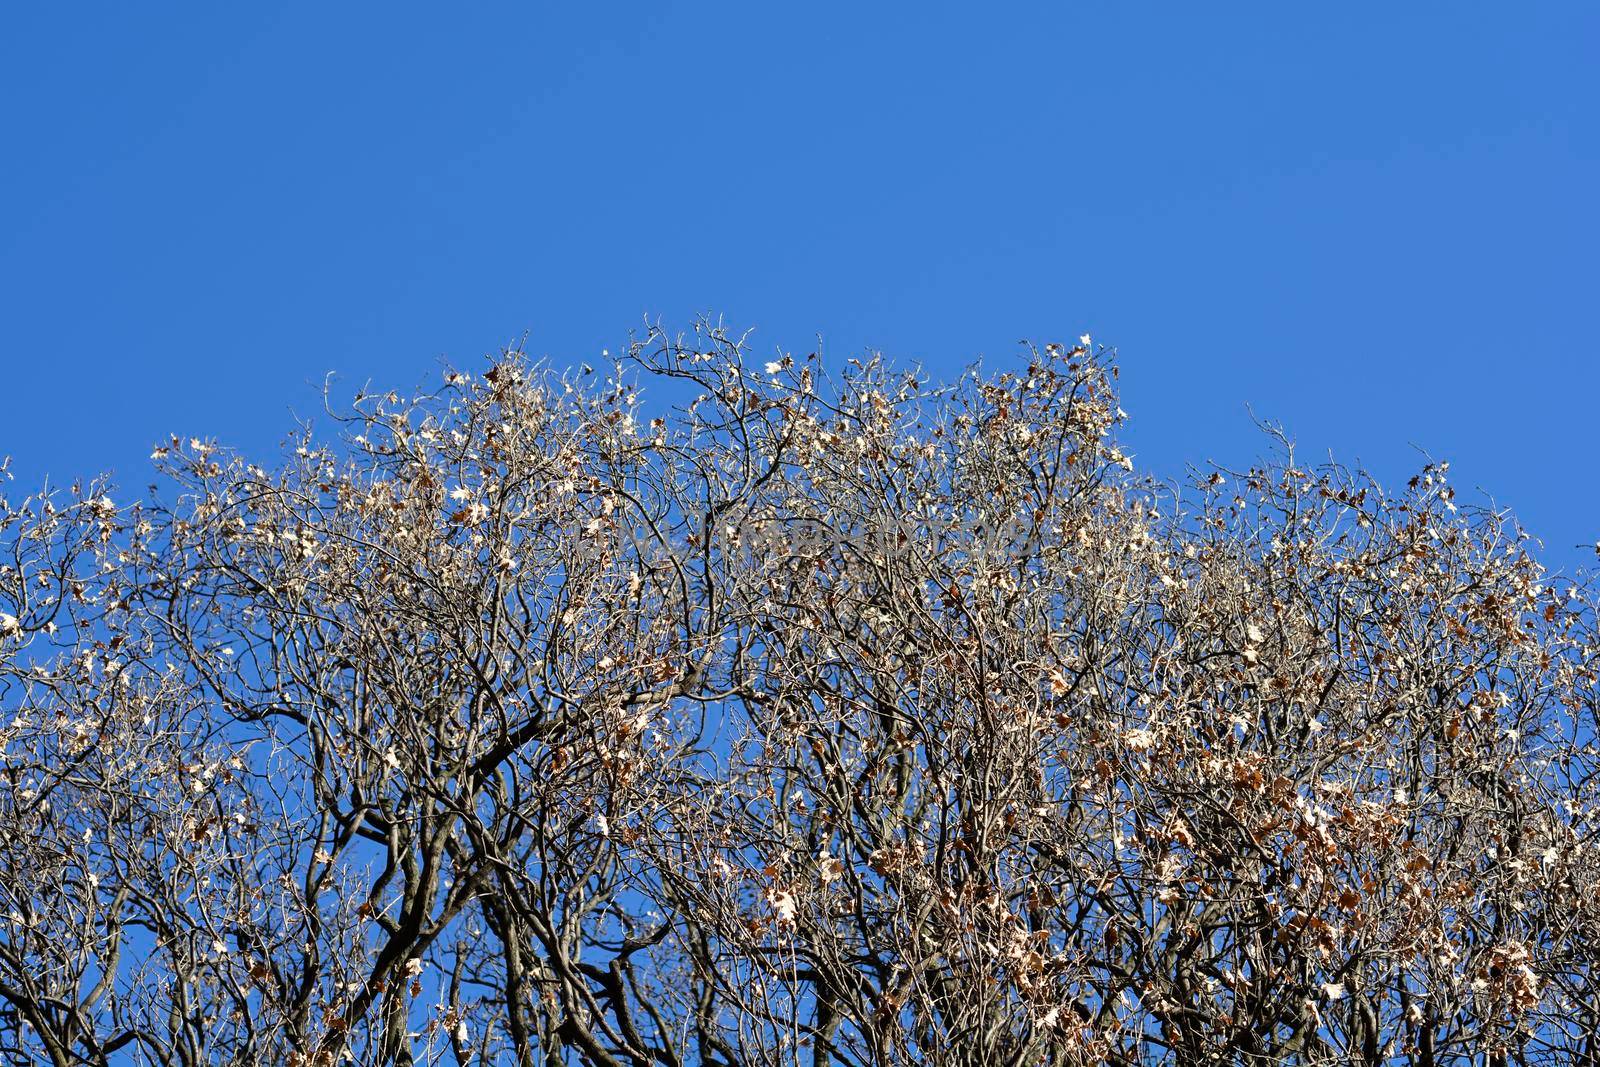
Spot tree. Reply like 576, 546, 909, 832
2, 320, 1597, 1066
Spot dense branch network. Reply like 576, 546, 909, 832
1, 321, 1597, 1065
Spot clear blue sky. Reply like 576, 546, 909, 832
3, 5, 1595, 570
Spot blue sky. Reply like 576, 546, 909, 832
2, 4, 1595, 570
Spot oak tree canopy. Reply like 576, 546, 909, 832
2, 322, 1597, 1065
